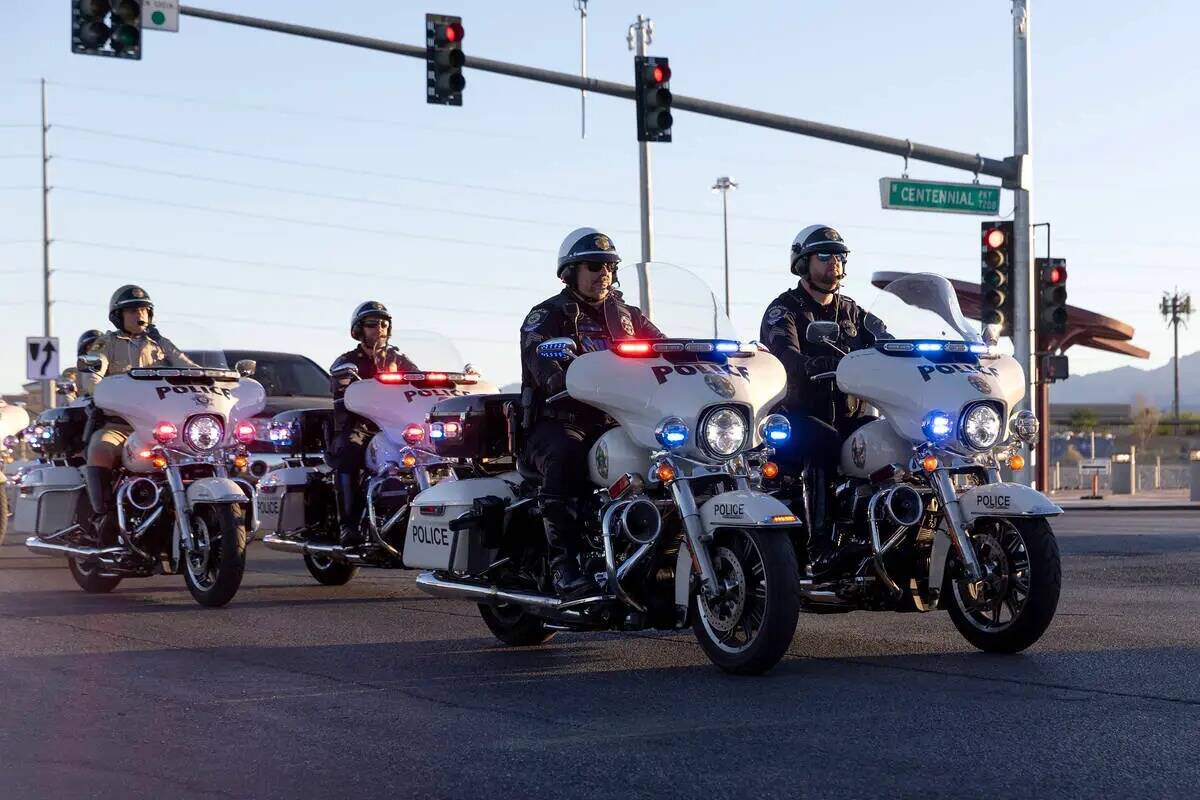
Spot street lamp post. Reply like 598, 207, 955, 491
711, 176, 738, 318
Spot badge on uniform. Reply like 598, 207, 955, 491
522, 309, 547, 332
620, 312, 635, 336
765, 306, 787, 325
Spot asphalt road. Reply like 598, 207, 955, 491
2, 510, 1197, 799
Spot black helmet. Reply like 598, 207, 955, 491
76, 329, 103, 357
108, 285, 154, 329
350, 300, 392, 341
789, 225, 849, 276
556, 227, 620, 279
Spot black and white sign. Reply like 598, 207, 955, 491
25, 337, 60, 381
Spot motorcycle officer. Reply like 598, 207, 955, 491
329, 301, 418, 547
520, 227, 665, 598
760, 225, 889, 575
82, 286, 199, 547
56, 330, 103, 404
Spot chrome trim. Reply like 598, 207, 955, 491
930, 469, 984, 582
668, 471, 721, 599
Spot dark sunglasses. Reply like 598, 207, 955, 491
815, 253, 848, 264
362, 319, 390, 329
582, 263, 617, 274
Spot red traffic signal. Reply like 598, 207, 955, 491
984, 227, 1006, 250
426, 14, 465, 106
438, 21, 464, 44
1047, 264, 1066, 284
652, 64, 671, 83
635, 56, 673, 143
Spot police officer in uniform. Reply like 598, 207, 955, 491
520, 228, 665, 597
56, 330, 103, 404
82, 286, 198, 546
760, 225, 889, 575
329, 301, 418, 547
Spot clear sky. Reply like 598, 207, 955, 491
2, 0, 1197, 393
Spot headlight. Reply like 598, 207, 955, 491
960, 404, 1002, 450
655, 416, 689, 449
700, 406, 748, 459
184, 414, 225, 451
1012, 410, 1039, 443
759, 414, 791, 445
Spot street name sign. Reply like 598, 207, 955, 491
142, 0, 180, 32
879, 177, 1001, 215
26, 337, 60, 381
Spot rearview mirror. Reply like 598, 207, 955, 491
982, 323, 1002, 347
330, 363, 361, 381
234, 359, 257, 377
78, 354, 106, 374
537, 337, 577, 361
805, 321, 839, 344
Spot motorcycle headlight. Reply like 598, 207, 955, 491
700, 406, 748, 459
184, 414, 225, 452
960, 403, 1002, 451
1012, 410, 1039, 444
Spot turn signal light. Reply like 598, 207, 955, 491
150, 452, 168, 470
233, 454, 249, 471
761, 461, 780, 479
402, 453, 418, 468
769, 514, 798, 524
655, 462, 677, 483
1008, 453, 1026, 471
921, 455, 939, 472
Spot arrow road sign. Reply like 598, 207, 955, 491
26, 337, 60, 381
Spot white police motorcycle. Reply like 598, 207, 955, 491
782, 272, 1062, 653
257, 332, 499, 585
19, 352, 264, 606
408, 264, 802, 674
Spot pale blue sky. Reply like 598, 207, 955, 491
2, 0, 1197, 392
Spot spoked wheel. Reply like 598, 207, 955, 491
478, 602, 556, 646
947, 517, 1061, 653
692, 528, 799, 675
183, 505, 247, 608
68, 556, 122, 593
304, 552, 358, 586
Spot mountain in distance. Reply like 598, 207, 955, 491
1051, 351, 1198, 411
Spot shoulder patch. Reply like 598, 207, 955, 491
522, 309, 548, 332
765, 305, 787, 325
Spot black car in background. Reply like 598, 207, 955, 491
187, 350, 332, 479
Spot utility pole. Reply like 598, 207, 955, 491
628, 15, 655, 318
711, 176, 737, 318
1011, 0, 1035, 486
1160, 290, 1193, 435
40, 77, 55, 411
574, 0, 588, 138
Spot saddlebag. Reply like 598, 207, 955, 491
36, 406, 89, 460
12, 464, 88, 536
403, 476, 517, 571
256, 466, 331, 534
426, 394, 518, 461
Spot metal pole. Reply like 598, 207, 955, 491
575, 0, 587, 138
1173, 300, 1180, 433
40, 78, 55, 411
630, 16, 654, 265
1012, 0, 1034, 486
721, 189, 730, 318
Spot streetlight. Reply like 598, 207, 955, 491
711, 176, 738, 318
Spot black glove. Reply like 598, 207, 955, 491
544, 371, 566, 397
808, 356, 840, 375
145, 323, 164, 343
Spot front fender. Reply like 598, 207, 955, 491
697, 490, 799, 536
958, 482, 1062, 526
186, 476, 251, 506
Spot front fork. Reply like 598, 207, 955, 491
929, 469, 984, 583
668, 476, 722, 600
165, 466, 196, 557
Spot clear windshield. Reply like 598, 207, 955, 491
621, 262, 740, 340
866, 273, 981, 343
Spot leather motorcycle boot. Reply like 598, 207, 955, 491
335, 471, 364, 547
83, 465, 118, 548
804, 466, 842, 578
541, 498, 596, 599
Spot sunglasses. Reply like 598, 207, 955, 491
582, 263, 617, 274
815, 253, 848, 264
362, 320, 390, 329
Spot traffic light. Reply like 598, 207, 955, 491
635, 56, 673, 142
980, 220, 1014, 336
72, 0, 142, 60
1036, 257, 1068, 336
426, 14, 465, 106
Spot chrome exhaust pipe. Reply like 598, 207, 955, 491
24, 536, 126, 561
415, 571, 566, 611
260, 534, 368, 563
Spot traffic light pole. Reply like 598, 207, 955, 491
629, 15, 655, 318
40, 78, 56, 411
1011, 0, 1036, 487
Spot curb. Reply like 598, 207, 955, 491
1058, 503, 1200, 512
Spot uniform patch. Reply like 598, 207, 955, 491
765, 305, 787, 325
839, 320, 858, 339
522, 309, 547, 332
620, 312, 635, 336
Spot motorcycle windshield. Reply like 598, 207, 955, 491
621, 262, 741, 341
867, 273, 982, 344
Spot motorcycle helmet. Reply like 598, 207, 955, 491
350, 300, 392, 341
76, 329, 103, 357
790, 224, 849, 276
557, 227, 621, 281
108, 285, 154, 329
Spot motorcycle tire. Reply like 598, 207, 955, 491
478, 603, 556, 646
68, 556, 122, 594
303, 552, 358, 586
946, 517, 1061, 654
183, 504, 247, 608
691, 527, 800, 676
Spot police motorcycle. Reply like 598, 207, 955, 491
782, 272, 1062, 653
410, 264, 802, 675
20, 352, 265, 606
257, 331, 499, 586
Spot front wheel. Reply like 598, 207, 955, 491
68, 557, 122, 594
478, 603, 556, 646
692, 528, 800, 675
183, 504, 247, 608
946, 517, 1061, 653
304, 552, 358, 586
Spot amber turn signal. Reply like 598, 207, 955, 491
233, 454, 249, 471
761, 461, 780, 479
921, 455, 939, 472
1008, 453, 1026, 471
655, 463, 677, 483
402, 453, 418, 468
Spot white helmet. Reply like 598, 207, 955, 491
557, 227, 621, 278
790, 224, 849, 276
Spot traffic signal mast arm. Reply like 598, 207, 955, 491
177, 4, 1018, 183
